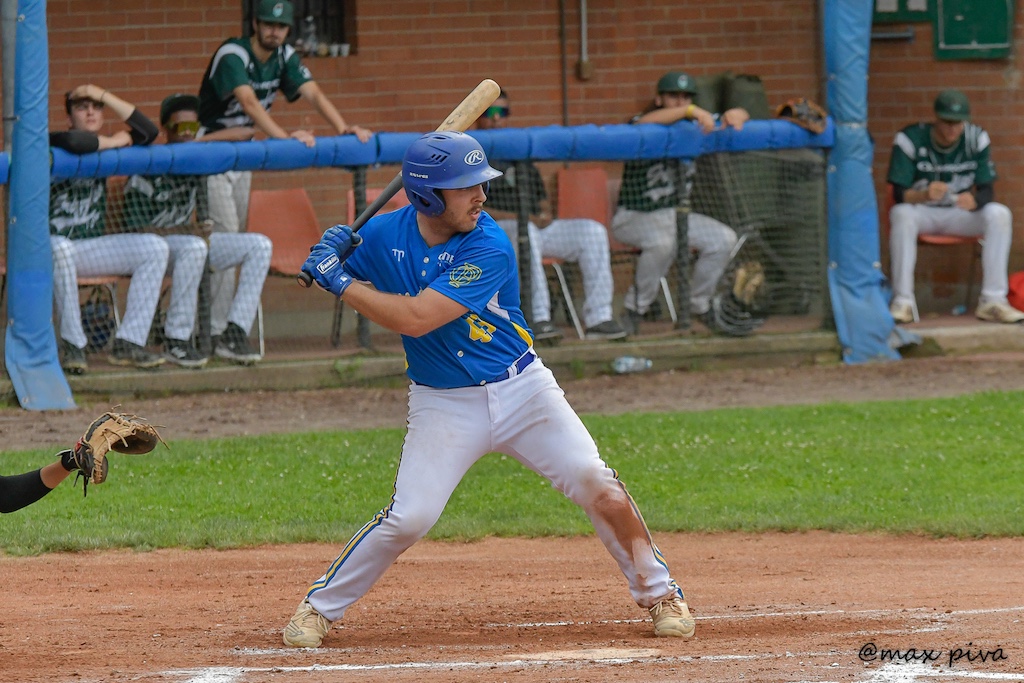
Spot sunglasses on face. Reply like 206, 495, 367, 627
483, 105, 510, 119
169, 120, 200, 135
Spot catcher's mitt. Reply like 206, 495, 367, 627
62, 411, 166, 496
775, 97, 828, 135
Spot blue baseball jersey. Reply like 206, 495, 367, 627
343, 205, 535, 388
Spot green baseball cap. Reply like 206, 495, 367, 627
159, 93, 199, 125
656, 71, 697, 95
934, 89, 970, 121
256, 0, 294, 26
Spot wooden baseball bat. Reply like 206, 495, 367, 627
297, 78, 501, 287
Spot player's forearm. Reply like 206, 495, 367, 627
341, 284, 459, 337
237, 94, 290, 139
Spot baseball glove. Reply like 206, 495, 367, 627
775, 98, 828, 135
62, 411, 166, 496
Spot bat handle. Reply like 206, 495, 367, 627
297, 272, 314, 288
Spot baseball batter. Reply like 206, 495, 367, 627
284, 131, 694, 647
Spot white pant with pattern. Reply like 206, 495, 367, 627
303, 358, 683, 621
889, 202, 1012, 306
163, 232, 272, 341
51, 234, 168, 349
498, 218, 615, 328
206, 170, 253, 336
612, 207, 737, 315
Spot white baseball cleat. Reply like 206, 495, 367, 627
283, 598, 332, 647
976, 300, 1024, 324
649, 596, 695, 638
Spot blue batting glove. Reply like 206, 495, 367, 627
320, 225, 362, 263
302, 244, 354, 297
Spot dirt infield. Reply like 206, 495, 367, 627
3, 353, 1024, 682
1, 533, 1021, 683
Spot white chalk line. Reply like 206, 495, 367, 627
484, 604, 1024, 630
155, 650, 840, 683
863, 661, 1024, 682
127, 604, 1023, 683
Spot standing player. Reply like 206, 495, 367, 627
197, 0, 373, 356
887, 88, 1023, 324
284, 131, 694, 647
612, 71, 747, 335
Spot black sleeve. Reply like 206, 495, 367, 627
126, 108, 159, 146
973, 183, 993, 210
49, 130, 100, 154
0, 470, 53, 514
891, 184, 906, 204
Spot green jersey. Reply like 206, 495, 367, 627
618, 159, 681, 212
122, 175, 207, 231
49, 178, 106, 240
485, 161, 546, 215
887, 122, 996, 207
197, 37, 313, 132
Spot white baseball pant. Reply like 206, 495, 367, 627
498, 218, 615, 328
304, 358, 683, 621
162, 232, 273, 341
51, 234, 169, 349
206, 170, 253, 336
889, 202, 1012, 306
612, 207, 737, 315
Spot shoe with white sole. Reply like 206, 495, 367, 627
889, 301, 915, 324
649, 596, 695, 638
976, 300, 1024, 324
283, 598, 332, 648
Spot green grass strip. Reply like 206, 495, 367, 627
2, 390, 1022, 555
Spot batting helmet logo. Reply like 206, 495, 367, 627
464, 150, 485, 166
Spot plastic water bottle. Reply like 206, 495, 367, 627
612, 356, 653, 374
951, 304, 967, 316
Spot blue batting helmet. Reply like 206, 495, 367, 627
402, 131, 502, 217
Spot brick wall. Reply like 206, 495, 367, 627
21, 0, 1024, 297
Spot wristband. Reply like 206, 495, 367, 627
685, 104, 696, 119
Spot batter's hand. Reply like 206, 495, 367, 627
320, 225, 363, 262
303, 244, 354, 297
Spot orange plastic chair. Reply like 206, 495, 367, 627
247, 188, 329, 351
882, 183, 981, 321
345, 187, 411, 225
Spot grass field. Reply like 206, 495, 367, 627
3, 390, 1023, 555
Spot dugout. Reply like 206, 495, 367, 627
0, 0, 892, 409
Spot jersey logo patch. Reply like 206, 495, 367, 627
467, 314, 496, 342
449, 263, 482, 288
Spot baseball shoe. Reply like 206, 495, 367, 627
283, 598, 332, 648
108, 339, 165, 369
60, 339, 88, 375
889, 301, 915, 324
976, 300, 1024, 324
649, 596, 695, 638
533, 320, 563, 343
621, 308, 643, 336
164, 339, 208, 369
215, 322, 262, 365
585, 319, 629, 340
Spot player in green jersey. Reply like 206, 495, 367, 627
197, 0, 373, 355
887, 89, 1023, 324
